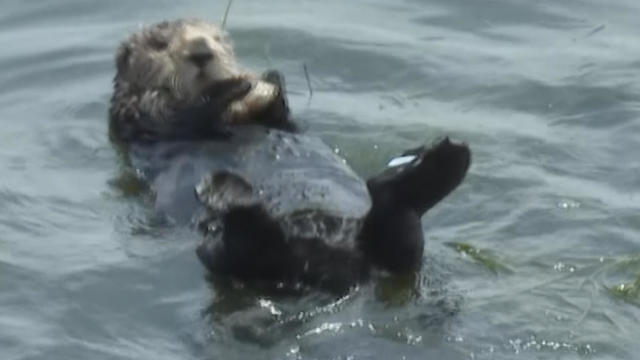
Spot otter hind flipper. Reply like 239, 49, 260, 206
359, 138, 471, 272
370, 137, 471, 216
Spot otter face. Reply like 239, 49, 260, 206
115, 19, 240, 102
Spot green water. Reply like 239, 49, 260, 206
1, 0, 639, 359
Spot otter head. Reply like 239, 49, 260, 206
115, 19, 240, 103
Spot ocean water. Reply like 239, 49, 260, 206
1, 0, 639, 359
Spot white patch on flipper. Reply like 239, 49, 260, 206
387, 155, 416, 167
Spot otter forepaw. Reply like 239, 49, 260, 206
256, 70, 295, 131
245, 81, 279, 109
261, 70, 286, 91
223, 72, 295, 131
205, 78, 253, 108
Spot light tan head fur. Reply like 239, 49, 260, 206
115, 19, 241, 103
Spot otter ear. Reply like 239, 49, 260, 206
115, 43, 132, 73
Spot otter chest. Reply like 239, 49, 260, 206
129, 126, 371, 241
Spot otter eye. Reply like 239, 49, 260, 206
148, 37, 168, 51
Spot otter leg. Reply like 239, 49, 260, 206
358, 138, 471, 272
198, 203, 366, 293
195, 171, 295, 279
195, 170, 365, 293
219, 204, 293, 277
196, 203, 291, 278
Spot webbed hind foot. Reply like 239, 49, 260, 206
359, 137, 471, 272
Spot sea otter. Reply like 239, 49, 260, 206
110, 19, 471, 294
109, 19, 294, 144
128, 127, 470, 293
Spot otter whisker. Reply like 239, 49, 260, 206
171, 74, 183, 100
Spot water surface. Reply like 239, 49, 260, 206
1, 0, 639, 359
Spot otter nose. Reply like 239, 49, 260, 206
189, 51, 213, 68
188, 38, 214, 68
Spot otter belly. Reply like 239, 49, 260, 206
129, 125, 371, 225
